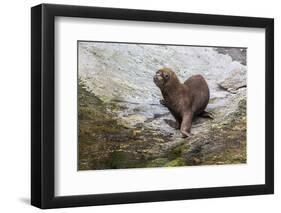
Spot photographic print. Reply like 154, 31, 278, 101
78, 41, 247, 170
31, 4, 274, 208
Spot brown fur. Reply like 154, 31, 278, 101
153, 67, 210, 137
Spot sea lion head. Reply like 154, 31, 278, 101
153, 67, 177, 89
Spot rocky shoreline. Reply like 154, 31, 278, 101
78, 42, 247, 170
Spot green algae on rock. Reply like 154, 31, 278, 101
78, 80, 173, 170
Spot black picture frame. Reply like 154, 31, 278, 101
31, 3, 274, 209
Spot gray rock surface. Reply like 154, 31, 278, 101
79, 42, 246, 132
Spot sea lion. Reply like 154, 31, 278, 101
153, 67, 210, 138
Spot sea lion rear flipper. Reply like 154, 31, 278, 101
199, 111, 214, 119
159, 99, 166, 106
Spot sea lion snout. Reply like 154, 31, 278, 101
153, 72, 164, 87
153, 73, 163, 81
153, 68, 172, 87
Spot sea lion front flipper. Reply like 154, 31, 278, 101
199, 111, 214, 119
180, 112, 193, 138
159, 99, 166, 106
